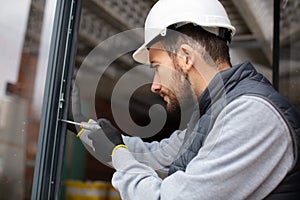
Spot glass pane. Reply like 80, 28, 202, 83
0, 0, 56, 199
279, 0, 300, 111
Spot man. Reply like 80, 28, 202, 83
76, 0, 300, 199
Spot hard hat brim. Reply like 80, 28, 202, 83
133, 27, 167, 64
133, 42, 150, 64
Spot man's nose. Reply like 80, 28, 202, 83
151, 74, 161, 93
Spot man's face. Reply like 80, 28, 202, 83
149, 43, 196, 113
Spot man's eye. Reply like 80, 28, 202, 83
150, 64, 159, 69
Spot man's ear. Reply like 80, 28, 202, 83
178, 44, 196, 73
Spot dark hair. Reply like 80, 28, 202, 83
158, 24, 232, 68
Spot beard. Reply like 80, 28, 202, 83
161, 68, 196, 114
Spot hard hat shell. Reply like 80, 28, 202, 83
133, 0, 236, 64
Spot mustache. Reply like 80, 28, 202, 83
159, 89, 175, 99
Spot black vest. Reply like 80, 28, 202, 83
168, 62, 300, 199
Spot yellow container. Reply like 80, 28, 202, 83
65, 180, 109, 200
107, 185, 121, 200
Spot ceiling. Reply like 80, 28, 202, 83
77, 0, 274, 74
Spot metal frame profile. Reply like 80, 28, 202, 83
272, 0, 280, 90
31, 0, 82, 199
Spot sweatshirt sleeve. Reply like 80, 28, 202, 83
122, 129, 186, 171
111, 96, 294, 200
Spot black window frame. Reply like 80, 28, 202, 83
273, 0, 280, 90
31, 0, 82, 199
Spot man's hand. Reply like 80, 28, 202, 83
97, 118, 124, 146
79, 127, 113, 164
84, 119, 124, 164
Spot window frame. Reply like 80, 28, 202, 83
272, 0, 280, 90
31, 0, 82, 199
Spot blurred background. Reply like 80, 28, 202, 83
0, 0, 299, 199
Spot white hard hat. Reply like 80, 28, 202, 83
133, 0, 236, 64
